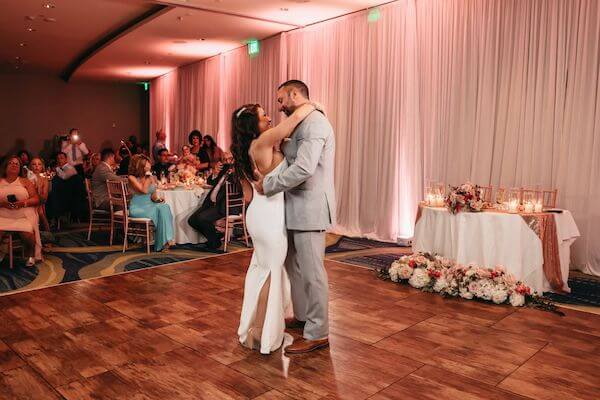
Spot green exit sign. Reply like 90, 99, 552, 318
248, 39, 260, 57
368, 7, 381, 23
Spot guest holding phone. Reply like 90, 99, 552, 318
0, 156, 42, 266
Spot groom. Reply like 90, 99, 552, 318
255, 80, 336, 354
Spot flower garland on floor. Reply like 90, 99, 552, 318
380, 253, 562, 313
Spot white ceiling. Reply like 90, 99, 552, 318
1, 0, 387, 81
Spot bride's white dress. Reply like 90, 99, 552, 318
238, 161, 291, 354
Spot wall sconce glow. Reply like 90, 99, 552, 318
247, 39, 260, 58
368, 7, 381, 23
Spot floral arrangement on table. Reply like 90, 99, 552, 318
445, 182, 484, 214
384, 252, 535, 307
173, 163, 203, 186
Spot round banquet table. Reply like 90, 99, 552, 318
413, 206, 580, 294
157, 186, 209, 245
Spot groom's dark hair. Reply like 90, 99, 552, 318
278, 80, 309, 99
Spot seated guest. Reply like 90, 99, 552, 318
152, 129, 167, 161
188, 154, 238, 251
188, 130, 210, 171
91, 148, 119, 210
128, 154, 174, 252
84, 152, 101, 179
117, 147, 131, 175
0, 156, 42, 266
180, 145, 201, 169
202, 135, 224, 167
61, 128, 89, 175
28, 157, 50, 231
46, 151, 87, 223
17, 150, 31, 168
152, 148, 172, 180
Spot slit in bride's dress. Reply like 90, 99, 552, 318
241, 273, 271, 351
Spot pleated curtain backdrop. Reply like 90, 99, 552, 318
149, 0, 600, 274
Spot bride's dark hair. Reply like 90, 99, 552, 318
231, 103, 261, 181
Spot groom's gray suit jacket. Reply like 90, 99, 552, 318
263, 110, 336, 230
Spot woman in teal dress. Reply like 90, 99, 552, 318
128, 154, 174, 252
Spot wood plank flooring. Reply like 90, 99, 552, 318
0, 250, 598, 399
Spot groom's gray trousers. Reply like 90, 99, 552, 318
286, 229, 328, 340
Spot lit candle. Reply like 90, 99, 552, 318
523, 202, 534, 213
426, 194, 434, 206
508, 199, 519, 213
534, 202, 543, 213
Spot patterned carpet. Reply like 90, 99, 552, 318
0, 228, 248, 295
545, 275, 600, 307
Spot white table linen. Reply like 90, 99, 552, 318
158, 187, 208, 244
413, 207, 579, 294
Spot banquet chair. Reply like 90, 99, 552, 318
107, 180, 154, 254
223, 181, 249, 252
542, 189, 558, 208
478, 185, 493, 203
4, 233, 24, 269
495, 187, 506, 204
85, 178, 111, 240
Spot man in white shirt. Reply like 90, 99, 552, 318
61, 128, 89, 175
55, 152, 78, 180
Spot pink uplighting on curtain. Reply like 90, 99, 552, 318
149, 0, 600, 274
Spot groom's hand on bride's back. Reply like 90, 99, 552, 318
253, 169, 265, 195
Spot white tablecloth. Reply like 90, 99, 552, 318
413, 207, 580, 294
158, 187, 208, 244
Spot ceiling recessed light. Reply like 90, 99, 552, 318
177, 16, 184, 21
42, 3, 55, 9
27, 27, 36, 32
25, 15, 36, 21
144, 60, 151, 65
18, 42, 26, 47
44, 17, 57, 22
15, 56, 21, 60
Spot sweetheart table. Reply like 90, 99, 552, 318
413, 206, 580, 294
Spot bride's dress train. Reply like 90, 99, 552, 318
238, 161, 291, 354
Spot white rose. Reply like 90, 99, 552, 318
408, 268, 431, 289
459, 287, 473, 299
398, 264, 413, 280
491, 288, 508, 304
389, 264, 400, 282
479, 280, 493, 301
433, 277, 448, 293
509, 293, 525, 307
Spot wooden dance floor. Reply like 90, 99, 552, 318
0, 251, 598, 399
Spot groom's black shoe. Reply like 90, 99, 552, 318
285, 318, 306, 331
285, 337, 329, 355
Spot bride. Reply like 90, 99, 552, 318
231, 102, 317, 354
